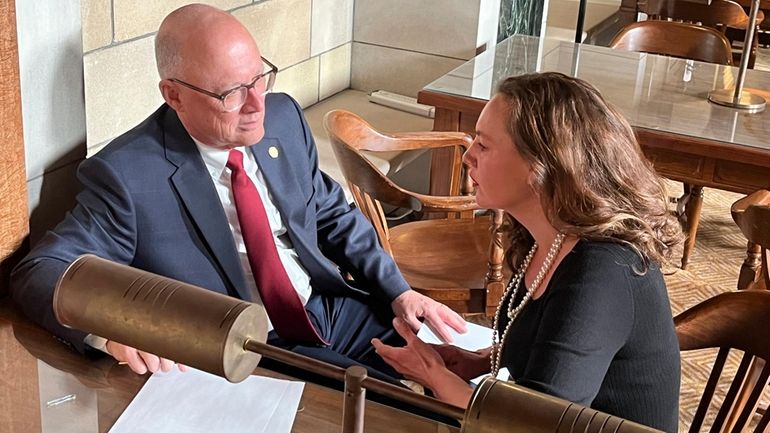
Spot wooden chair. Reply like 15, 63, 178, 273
650, 0, 763, 67
323, 109, 506, 316
675, 191, 770, 433
610, 20, 732, 270
732, 190, 770, 291
676, 290, 770, 433
733, 0, 770, 47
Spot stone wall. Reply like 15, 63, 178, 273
351, 0, 499, 97
81, 0, 353, 154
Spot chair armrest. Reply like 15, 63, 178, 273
382, 132, 473, 151
411, 192, 480, 212
732, 189, 770, 223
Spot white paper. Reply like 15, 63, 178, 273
417, 321, 492, 352
109, 368, 304, 433
417, 321, 508, 385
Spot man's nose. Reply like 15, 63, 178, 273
242, 87, 266, 112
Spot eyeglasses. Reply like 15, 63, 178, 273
169, 57, 278, 112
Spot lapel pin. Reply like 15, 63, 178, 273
268, 146, 279, 159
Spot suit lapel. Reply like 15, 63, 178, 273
250, 138, 306, 229
162, 109, 249, 299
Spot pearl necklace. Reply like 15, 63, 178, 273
490, 232, 566, 377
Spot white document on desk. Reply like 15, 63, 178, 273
109, 368, 304, 433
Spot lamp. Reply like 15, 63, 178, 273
708, 0, 766, 112
53, 254, 663, 433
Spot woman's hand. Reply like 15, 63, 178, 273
372, 317, 474, 407
371, 317, 447, 385
432, 344, 492, 382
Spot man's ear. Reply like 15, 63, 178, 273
159, 80, 183, 112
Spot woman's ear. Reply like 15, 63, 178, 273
526, 164, 539, 190
159, 80, 183, 112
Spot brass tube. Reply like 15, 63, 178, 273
343, 366, 367, 433
54, 255, 267, 382
462, 378, 663, 433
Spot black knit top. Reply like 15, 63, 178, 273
497, 240, 680, 433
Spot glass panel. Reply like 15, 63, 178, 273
423, 35, 770, 150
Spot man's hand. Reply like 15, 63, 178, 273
390, 290, 467, 343
106, 341, 188, 375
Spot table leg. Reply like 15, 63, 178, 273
738, 242, 762, 290
681, 185, 704, 270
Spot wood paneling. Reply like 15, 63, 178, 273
0, 0, 29, 295
0, 317, 41, 433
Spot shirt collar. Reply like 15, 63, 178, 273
191, 137, 252, 180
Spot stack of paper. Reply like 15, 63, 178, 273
109, 368, 304, 433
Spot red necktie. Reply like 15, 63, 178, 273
227, 149, 326, 345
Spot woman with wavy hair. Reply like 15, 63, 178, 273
372, 72, 682, 433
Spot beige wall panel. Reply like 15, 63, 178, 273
233, 0, 311, 70
351, 42, 463, 98
310, 0, 353, 56
354, 0, 480, 60
84, 36, 163, 151
273, 56, 319, 109
547, 0, 621, 31
319, 43, 351, 100
81, 0, 112, 52
112, 0, 249, 41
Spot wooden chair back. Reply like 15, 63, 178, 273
676, 290, 770, 433
649, 0, 763, 67
324, 109, 507, 315
653, 0, 756, 31
323, 109, 477, 253
676, 191, 770, 433
610, 20, 733, 65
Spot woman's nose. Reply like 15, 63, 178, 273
462, 143, 476, 166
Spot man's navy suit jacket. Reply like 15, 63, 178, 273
11, 93, 410, 352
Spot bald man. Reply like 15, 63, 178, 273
11, 4, 465, 383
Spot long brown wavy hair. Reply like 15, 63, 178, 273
495, 72, 683, 271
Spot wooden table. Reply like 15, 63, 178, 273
0, 304, 456, 433
418, 35, 770, 279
